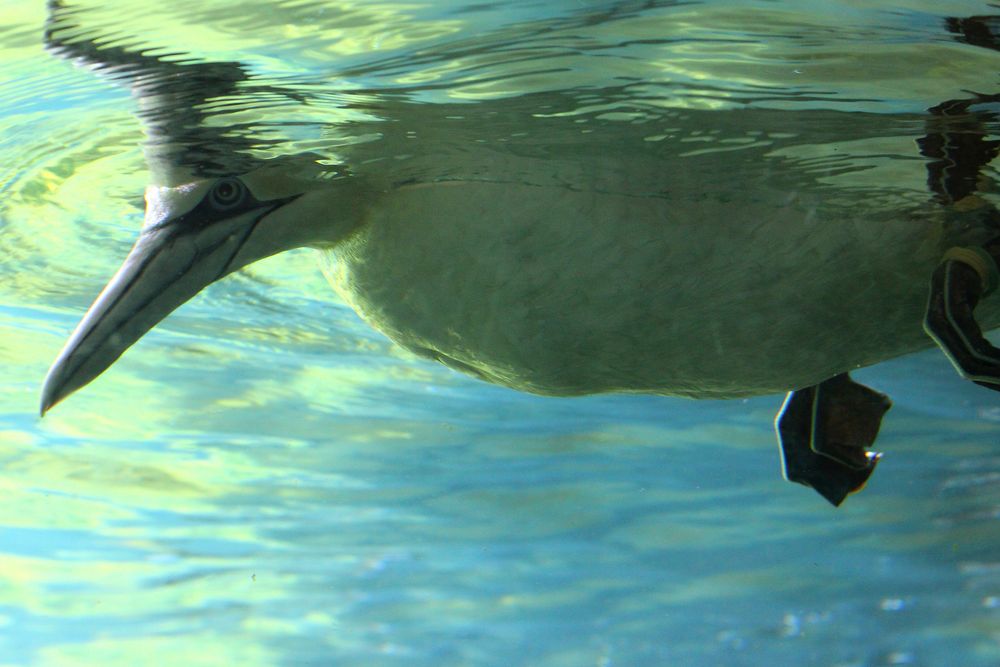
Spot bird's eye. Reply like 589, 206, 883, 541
208, 178, 247, 210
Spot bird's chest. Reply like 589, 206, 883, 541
326, 181, 690, 393
321, 180, 966, 398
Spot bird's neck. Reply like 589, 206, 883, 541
229, 177, 376, 272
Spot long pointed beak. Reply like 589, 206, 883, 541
40, 207, 276, 415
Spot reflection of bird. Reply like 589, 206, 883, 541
40, 1, 1000, 506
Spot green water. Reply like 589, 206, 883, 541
1, 1, 999, 665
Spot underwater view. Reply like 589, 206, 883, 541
2, 0, 1000, 665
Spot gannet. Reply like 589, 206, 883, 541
40, 1, 1000, 505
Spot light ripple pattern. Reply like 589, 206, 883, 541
1, 1, 999, 666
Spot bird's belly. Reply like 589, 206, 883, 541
324, 180, 994, 398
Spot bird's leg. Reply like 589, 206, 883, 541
924, 238, 1000, 389
775, 373, 891, 506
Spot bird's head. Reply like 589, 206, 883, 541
40, 168, 361, 414
41, 1, 379, 415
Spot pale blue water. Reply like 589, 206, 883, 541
1, 1, 999, 665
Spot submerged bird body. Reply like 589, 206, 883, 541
40, 1, 1000, 504
326, 158, 996, 400
41, 108, 1000, 408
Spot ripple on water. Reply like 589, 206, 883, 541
3, 1, 1000, 666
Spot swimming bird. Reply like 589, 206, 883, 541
40, 1, 1000, 506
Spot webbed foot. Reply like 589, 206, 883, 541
776, 373, 890, 506
923, 242, 1000, 389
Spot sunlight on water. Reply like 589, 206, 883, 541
1, 1, 1000, 666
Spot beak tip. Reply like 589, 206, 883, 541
39, 383, 59, 418
40, 364, 72, 417
39, 395, 56, 417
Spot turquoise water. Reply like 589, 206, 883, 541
2, 1, 1000, 665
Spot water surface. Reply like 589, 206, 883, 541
1, 1, 999, 665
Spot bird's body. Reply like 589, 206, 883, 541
39, 1, 1000, 504
41, 101, 1000, 410
325, 164, 993, 400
